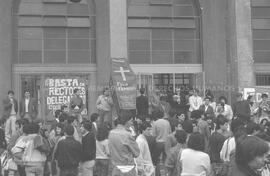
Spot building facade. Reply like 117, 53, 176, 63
0, 0, 268, 120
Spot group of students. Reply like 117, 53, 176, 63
133, 88, 270, 176
1, 87, 270, 176
0, 111, 113, 176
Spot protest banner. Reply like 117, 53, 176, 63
110, 58, 137, 113
44, 76, 88, 119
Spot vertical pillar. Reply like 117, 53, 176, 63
235, 0, 255, 89
201, 0, 228, 98
109, 0, 128, 58
0, 1, 12, 115
95, 0, 127, 87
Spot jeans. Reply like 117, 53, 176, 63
59, 168, 78, 176
5, 115, 17, 143
17, 165, 26, 176
153, 142, 165, 165
81, 160, 95, 176
25, 165, 44, 176
95, 159, 109, 176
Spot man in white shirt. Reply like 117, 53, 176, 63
218, 96, 233, 121
189, 89, 203, 112
135, 121, 154, 176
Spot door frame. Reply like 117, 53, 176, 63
12, 64, 97, 120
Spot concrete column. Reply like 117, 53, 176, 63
109, 0, 128, 58
0, 1, 12, 115
95, 0, 127, 87
201, 0, 228, 98
235, 0, 255, 89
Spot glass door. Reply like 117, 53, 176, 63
136, 73, 153, 96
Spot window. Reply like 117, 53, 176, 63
13, 0, 96, 64
127, 0, 201, 64
251, 1, 270, 63
256, 73, 270, 86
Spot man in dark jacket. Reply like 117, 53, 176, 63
232, 93, 251, 124
136, 88, 149, 121
19, 90, 38, 122
54, 124, 82, 176
80, 120, 96, 176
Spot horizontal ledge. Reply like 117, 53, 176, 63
130, 64, 202, 74
13, 64, 97, 74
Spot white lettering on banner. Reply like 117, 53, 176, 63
46, 79, 79, 87
45, 78, 87, 114
114, 67, 130, 81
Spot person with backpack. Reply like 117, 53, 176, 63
11, 123, 47, 176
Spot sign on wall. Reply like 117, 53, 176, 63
45, 76, 88, 116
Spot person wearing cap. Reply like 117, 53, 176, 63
19, 90, 38, 122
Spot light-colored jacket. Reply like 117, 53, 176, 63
11, 134, 46, 166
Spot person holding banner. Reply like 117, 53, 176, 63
96, 87, 113, 126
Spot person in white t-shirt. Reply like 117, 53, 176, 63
189, 89, 203, 113
181, 132, 212, 176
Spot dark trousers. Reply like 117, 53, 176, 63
59, 168, 78, 176
17, 165, 26, 176
95, 159, 109, 176
153, 142, 166, 166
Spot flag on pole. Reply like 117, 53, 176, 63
110, 58, 137, 113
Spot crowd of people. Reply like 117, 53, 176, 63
0, 87, 270, 176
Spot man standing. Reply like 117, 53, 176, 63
54, 124, 83, 176
96, 87, 113, 126
108, 110, 140, 176
70, 88, 84, 123
19, 90, 38, 122
199, 96, 215, 119
136, 88, 149, 121
80, 120, 96, 176
232, 93, 251, 123
189, 89, 203, 113
3, 90, 18, 143
135, 121, 154, 176
152, 109, 172, 165
259, 93, 270, 122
